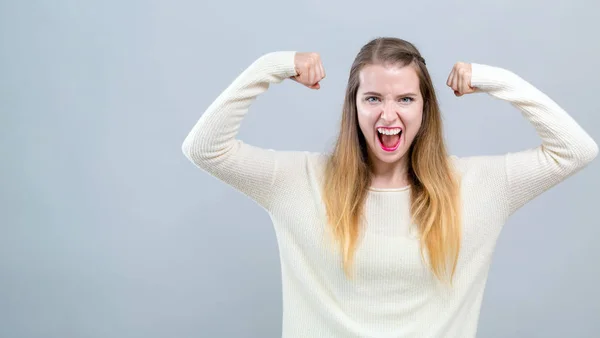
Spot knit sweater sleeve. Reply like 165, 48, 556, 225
470, 63, 598, 215
181, 51, 298, 210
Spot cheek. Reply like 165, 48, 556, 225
356, 107, 375, 137
402, 107, 424, 137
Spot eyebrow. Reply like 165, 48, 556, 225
362, 91, 418, 97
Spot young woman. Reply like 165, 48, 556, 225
181, 37, 597, 337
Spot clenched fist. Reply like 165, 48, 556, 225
447, 62, 476, 97
291, 52, 326, 90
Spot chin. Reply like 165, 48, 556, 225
373, 150, 408, 164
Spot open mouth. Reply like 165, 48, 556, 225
376, 127, 402, 152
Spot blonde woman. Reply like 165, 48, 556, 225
182, 37, 597, 337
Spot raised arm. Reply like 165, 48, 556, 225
464, 63, 598, 215
181, 51, 325, 211
181, 51, 297, 209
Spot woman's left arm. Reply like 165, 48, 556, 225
452, 63, 598, 215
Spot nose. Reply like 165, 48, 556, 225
380, 101, 398, 123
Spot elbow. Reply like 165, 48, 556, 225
181, 132, 195, 157
181, 137, 194, 162
582, 138, 599, 164
549, 137, 598, 176
181, 132, 228, 170
571, 137, 598, 170
181, 134, 209, 167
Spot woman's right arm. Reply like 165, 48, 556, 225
181, 51, 298, 210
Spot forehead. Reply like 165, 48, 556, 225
357, 63, 420, 93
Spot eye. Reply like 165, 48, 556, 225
399, 97, 414, 103
365, 96, 380, 103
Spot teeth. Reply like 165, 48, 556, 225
377, 128, 402, 135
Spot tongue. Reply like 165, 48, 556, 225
381, 134, 400, 148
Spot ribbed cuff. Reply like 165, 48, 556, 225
256, 51, 298, 80
470, 63, 517, 91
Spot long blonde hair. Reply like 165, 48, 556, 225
323, 37, 462, 283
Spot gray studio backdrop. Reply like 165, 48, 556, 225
2, 1, 599, 337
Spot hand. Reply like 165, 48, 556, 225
290, 52, 326, 90
446, 62, 476, 97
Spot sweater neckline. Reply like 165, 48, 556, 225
368, 185, 411, 192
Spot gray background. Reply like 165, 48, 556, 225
1, 1, 599, 337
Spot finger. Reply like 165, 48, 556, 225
312, 69, 322, 89
318, 63, 325, 86
314, 63, 322, 83
319, 61, 326, 81
309, 67, 319, 89
311, 64, 319, 84
446, 68, 454, 87
300, 67, 310, 86
309, 66, 317, 86
458, 69, 469, 95
452, 70, 459, 93
452, 70, 461, 96
313, 64, 322, 89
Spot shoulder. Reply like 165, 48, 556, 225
271, 149, 330, 182
449, 154, 509, 188
449, 154, 512, 217
450, 153, 505, 172
266, 150, 330, 211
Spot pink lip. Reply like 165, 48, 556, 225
376, 126, 403, 130
376, 130, 402, 152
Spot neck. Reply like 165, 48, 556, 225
369, 156, 410, 189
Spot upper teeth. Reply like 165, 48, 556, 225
377, 128, 402, 135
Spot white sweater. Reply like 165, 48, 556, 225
182, 51, 598, 337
